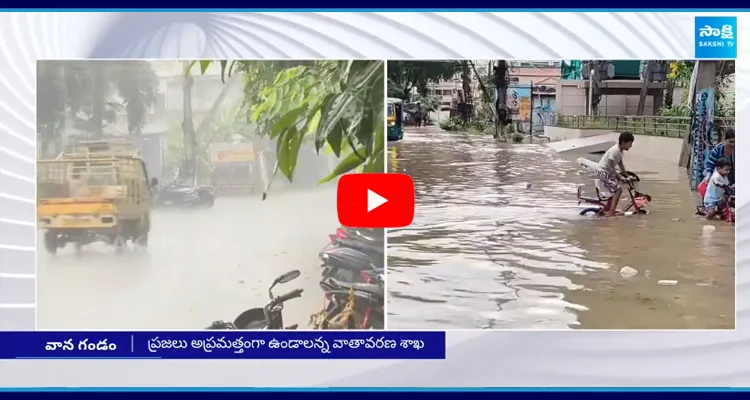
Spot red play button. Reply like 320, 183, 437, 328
337, 173, 415, 228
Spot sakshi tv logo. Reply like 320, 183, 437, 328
694, 16, 737, 59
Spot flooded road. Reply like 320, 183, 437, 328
387, 128, 734, 330
37, 186, 337, 330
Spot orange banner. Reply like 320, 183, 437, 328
211, 149, 254, 163
519, 98, 531, 121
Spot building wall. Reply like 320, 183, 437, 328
425, 61, 561, 122
556, 80, 658, 116
508, 66, 560, 89
598, 94, 656, 115
556, 82, 587, 115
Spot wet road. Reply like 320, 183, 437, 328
387, 127, 735, 330
37, 186, 337, 330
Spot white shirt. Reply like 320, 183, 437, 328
598, 144, 623, 174
705, 170, 729, 204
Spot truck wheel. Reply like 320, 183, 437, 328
44, 231, 58, 255
137, 215, 150, 248
136, 232, 149, 248
114, 234, 126, 254
74, 239, 84, 255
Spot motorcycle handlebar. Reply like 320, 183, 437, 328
272, 288, 304, 306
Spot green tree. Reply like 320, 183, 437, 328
69, 61, 158, 137
112, 61, 159, 134
37, 61, 69, 157
662, 60, 735, 118
36, 60, 159, 157
387, 61, 461, 100
190, 60, 383, 187
407, 93, 439, 123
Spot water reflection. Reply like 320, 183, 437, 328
387, 128, 734, 330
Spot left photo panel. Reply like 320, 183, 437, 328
35, 60, 385, 330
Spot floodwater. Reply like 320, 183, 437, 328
387, 127, 735, 330
37, 186, 337, 330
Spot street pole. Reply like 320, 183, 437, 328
587, 69, 595, 116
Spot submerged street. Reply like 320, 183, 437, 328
387, 128, 735, 330
37, 186, 337, 330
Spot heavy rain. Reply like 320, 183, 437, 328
35, 60, 384, 330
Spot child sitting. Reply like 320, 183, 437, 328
704, 157, 733, 220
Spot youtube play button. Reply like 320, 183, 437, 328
337, 173, 415, 228
367, 189, 388, 212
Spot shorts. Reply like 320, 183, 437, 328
594, 171, 621, 199
704, 197, 726, 212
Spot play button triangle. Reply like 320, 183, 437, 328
367, 189, 388, 213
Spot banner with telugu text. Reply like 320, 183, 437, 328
0, 331, 445, 360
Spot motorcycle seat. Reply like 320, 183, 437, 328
320, 247, 375, 272
321, 277, 384, 297
344, 227, 383, 243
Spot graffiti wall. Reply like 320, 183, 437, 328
532, 97, 556, 133
506, 86, 532, 121
690, 88, 715, 190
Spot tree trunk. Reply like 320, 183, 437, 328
91, 63, 105, 139
636, 61, 653, 116
195, 74, 241, 137
181, 60, 197, 183
460, 61, 472, 122
492, 60, 509, 140
56, 61, 67, 155
664, 79, 675, 108
679, 61, 717, 173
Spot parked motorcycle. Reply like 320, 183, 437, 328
319, 246, 382, 284
207, 270, 303, 330
153, 179, 215, 209
326, 227, 384, 267
310, 275, 384, 330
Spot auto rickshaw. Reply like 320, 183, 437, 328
37, 148, 153, 254
387, 98, 404, 141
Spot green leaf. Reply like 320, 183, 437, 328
353, 110, 373, 156
185, 61, 198, 76
346, 61, 383, 93
326, 120, 345, 158
186, 57, 385, 187
372, 128, 384, 160
318, 147, 366, 184
277, 127, 303, 182
271, 107, 307, 138
267, 90, 278, 112
363, 149, 384, 173
318, 93, 355, 145
306, 109, 322, 136
313, 93, 338, 148
199, 60, 212, 75
250, 105, 263, 122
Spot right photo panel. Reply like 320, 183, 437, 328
386, 60, 735, 330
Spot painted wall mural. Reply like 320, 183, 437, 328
690, 88, 715, 190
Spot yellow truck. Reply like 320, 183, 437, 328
208, 143, 257, 195
37, 146, 153, 254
